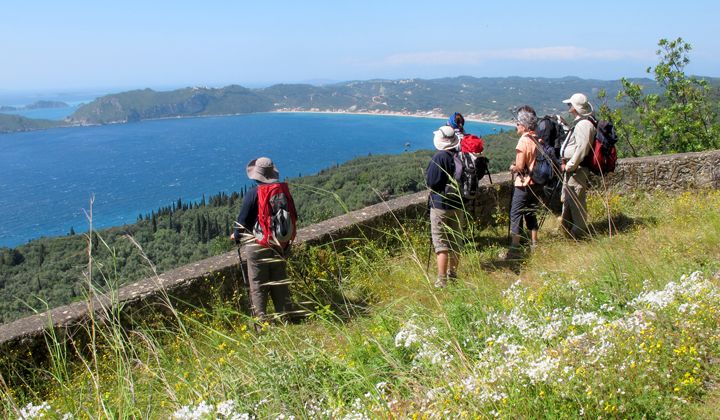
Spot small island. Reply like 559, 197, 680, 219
25, 100, 69, 109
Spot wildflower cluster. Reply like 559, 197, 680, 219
395, 317, 454, 369
395, 271, 720, 417
17, 402, 72, 420
173, 400, 253, 420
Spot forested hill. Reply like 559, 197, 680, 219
0, 113, 68, 133
68, 76, 660, 125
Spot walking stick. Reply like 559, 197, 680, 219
538, 177, 561, 229
507, 173, 515, 244
235, 239, 249, 290
424, 193, 433, 275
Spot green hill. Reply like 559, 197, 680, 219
69, 85, 273, 124
0, 113, 67, 133
67, 76, 663, 125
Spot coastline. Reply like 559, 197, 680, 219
0, 108, 515, 135
272, 109, 515, 127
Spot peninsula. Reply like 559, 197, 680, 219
0, 76, 665, 133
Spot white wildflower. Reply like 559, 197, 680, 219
540, 320, 564, 340
523, 355, 559, 384
633, 284, 678, 308
216, 400, 236, 417
572, 311, 605, 326
174, 401, 211, 420
18, 402, 51, 420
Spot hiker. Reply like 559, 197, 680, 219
229, 157, 296, 326
506, 105, 542, 258
559, 93, 595, 239
426, 124, 465, 288
448, 112, 465, 136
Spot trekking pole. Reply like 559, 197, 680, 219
538, 178, 561, 229
235, 239, 249, 290
424, 193, 433, 275
506, 173, 515, 244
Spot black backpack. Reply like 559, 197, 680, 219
529, 136, 558, 186
447, 151, 489, 200
536, 115, 567, 159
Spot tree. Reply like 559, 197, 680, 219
613, 37, 720, 155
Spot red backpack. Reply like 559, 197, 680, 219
581, 117, 619, 176
253, 182, 297, 249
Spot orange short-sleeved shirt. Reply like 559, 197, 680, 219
514, 133, 537, 187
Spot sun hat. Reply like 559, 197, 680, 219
246, 157, 279, 183
562, 93, 593, 116
433, 125, 459, 150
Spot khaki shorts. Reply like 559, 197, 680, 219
430, 208, 465, 253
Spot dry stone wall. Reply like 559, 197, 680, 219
1, 150, 718, 373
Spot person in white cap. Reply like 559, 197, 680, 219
425, 124, 464, 288
559, 93, 596, 238
230, 157, 296, 328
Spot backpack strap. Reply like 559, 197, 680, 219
579, 115, 598, 128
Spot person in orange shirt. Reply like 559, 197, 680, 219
506, 105, 542, 259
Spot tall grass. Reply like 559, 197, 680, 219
3, 190, 720, 418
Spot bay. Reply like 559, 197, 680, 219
0, 113, 507, 248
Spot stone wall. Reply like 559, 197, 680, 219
603, 150, 720, 192
1, 150, 718, 375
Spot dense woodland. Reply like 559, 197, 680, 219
1, 38, 718, 324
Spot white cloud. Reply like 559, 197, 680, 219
381, 46, 652, 66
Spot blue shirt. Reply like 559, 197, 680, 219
426, 150, 462, 210
234, 183, 260, 235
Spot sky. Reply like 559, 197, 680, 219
1, 0, 719, 94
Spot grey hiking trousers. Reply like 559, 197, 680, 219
244, 241, 293, 321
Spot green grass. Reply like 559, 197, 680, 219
2, 190, 720, 418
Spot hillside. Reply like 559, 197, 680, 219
68, 85, 274, 124
0, 141, 516, 324
67, 76, 661, 125
4, 189, 720, 418
0, 113, 67, 133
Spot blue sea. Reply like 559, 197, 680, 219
1, 104, 80, 120
0, 113, 507, 248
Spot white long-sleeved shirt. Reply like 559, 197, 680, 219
560, 117, 596, 172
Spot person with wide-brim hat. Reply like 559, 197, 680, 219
559, 93, 596, 239
425, 121, 465, 288
246, 157, 280, 183
230, 156, 296, 329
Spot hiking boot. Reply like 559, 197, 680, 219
447, 270, 458, 283
434, 276, 448, 288
502, 246, 523, 261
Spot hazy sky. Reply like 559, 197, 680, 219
2, 0, 718, 91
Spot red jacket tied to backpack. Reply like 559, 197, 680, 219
253, 182, 297, 249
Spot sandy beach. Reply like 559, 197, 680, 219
272, 108, 515, 127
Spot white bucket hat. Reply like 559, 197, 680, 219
562, 93, 594, 116
433, 125, 459, 150
246, 157, 279, 183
